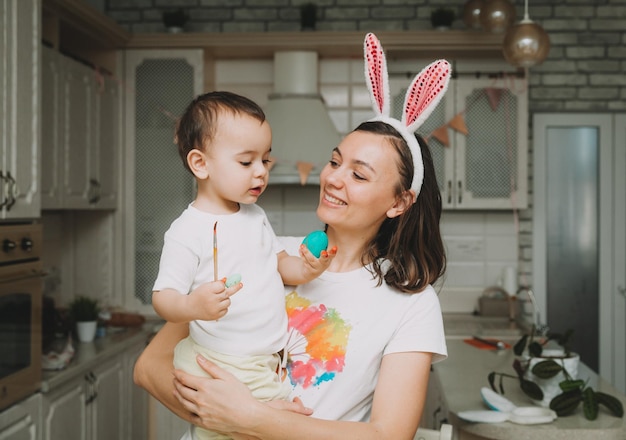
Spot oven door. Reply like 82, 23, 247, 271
0, 273, 43, 411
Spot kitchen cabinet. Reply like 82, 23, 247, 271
41, 46, 119, 210
123, 49, 203, 313
0, 393, 41, 440
123, 340, 150, 439
421, 368, 449, 431
42, 357, 124, 440
0, 0, 41, 219
391, 76, 528, 210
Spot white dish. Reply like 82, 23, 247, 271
460, 387, 558, 425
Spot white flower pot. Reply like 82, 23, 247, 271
76, 321, 98, 343
525, 349, 580, 407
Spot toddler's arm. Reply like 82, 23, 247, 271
277, 245, 336, 286
152, 280, 238, 323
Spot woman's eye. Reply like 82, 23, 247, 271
329, 160, 339, 168
240, 161, 252, 167
353, 172, 366, 181
262, 159, 272, 165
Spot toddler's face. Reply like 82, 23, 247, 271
204, 112, 273, 209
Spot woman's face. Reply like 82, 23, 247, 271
317, 130, 406, 236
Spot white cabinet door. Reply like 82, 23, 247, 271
0, 393, 41, 440
390, 74, 528, 210
41, 46, 63, 208
42, 378, 88, 440
0, 0, 41, 219
61, 56, 96, 209
90, 358, 124, 440
41, 49, 119, 210
123, 340, 150, 439
92, 74, 119, 209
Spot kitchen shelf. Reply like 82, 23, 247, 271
126, 30, 505, 60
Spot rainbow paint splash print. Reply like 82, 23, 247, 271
285, 291, 351, 389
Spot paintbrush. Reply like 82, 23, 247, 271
213, 221, 218, 281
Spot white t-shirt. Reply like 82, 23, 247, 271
153, 203, 288, 357
280, 236, 447, 422
179, 235, 447, 439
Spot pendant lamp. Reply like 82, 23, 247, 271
462, 0, 484, 30
502, 0, 551, 68
479, 0, 516, 33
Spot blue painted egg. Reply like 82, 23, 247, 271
225, 273, 242, 288
302, 230, 328, 258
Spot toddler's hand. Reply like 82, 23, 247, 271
189, 278, 242, 321
299, 244, 337, 281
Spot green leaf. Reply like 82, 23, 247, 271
488, 372, 497, 392
520, 379, 543, 401
583, 388, 599, 420
559, 379, 585, 392
531, 360, 563, 379
528, 341, 544, 357
513, 334, 528, 356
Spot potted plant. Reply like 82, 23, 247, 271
488, 326, 623, 420
430, 7, 456, 30
68, 295, 100, 342
162, 8, 189, 33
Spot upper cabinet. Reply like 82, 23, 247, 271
41, 46, 119, 210
391, 74, 528, 210
0, 0, 41, 219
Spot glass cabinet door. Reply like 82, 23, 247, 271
124, 50, 203, 309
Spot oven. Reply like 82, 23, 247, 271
0, 223, 43, 411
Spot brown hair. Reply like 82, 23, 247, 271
175, 91, 266, 174
355, 121, 446, 293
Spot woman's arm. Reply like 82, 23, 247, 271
174, 351, 433, 440
134, 321, 192, 422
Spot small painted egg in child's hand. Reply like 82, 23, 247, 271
225, 273, 242, 288
302, 230, 328, 258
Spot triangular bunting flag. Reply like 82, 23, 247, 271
296, 161, 314, 185
485, 88, 504, 112
448, 113, 468, 135
431, 125, 450, 147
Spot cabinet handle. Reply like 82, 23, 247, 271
457, 181, 462, 205
88, 178, 101, 204
85, 372, 98, 404
0, 171, 7, 208
0, 171, 17, 211
446, 180, 451, 204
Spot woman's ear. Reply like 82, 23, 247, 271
386, 189, 416, 219
187, 149, 209, 179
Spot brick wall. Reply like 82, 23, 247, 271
104, 0, 626, 294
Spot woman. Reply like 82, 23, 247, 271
135, 122, 448, 439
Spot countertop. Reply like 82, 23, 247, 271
40, 324, 156, 393
438, 314, 626, 439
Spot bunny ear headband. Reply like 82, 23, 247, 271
364, 32, 452, 200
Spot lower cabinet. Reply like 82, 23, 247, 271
421, 367, 449, 431
39, 338, 148, 440
42, 357, 123, 440
0, 393, 41, 440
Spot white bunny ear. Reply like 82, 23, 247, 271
402, 59, 452, 133
362, 33, 451, 200
364, 32, 390, 118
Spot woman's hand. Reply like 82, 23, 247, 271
173, 355, 312, 435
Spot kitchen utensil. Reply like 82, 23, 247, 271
473, 336, 506, 350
